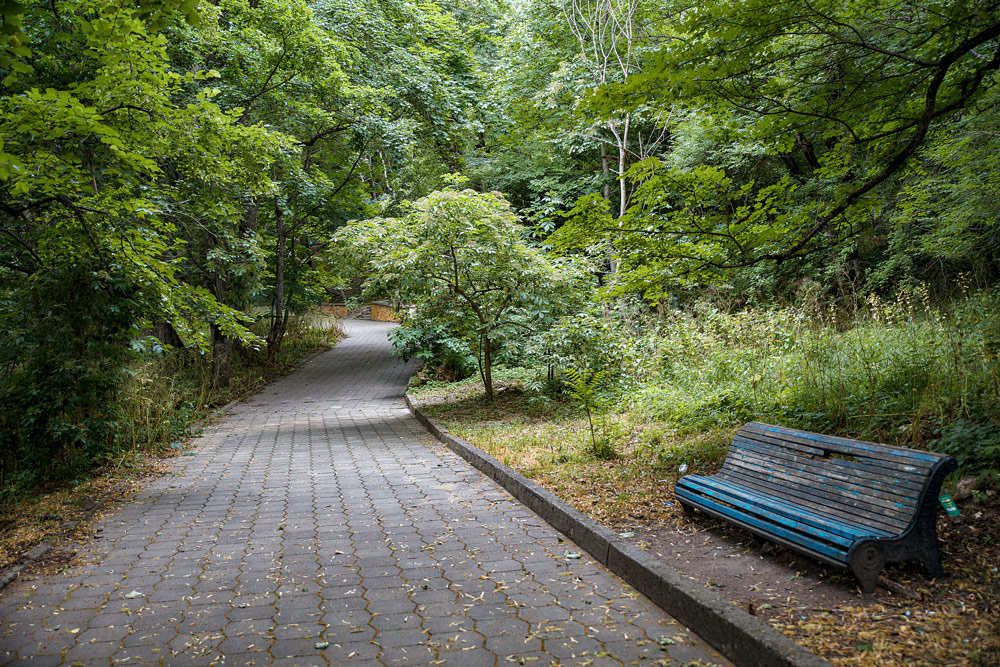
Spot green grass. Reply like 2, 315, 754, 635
412, 379, 732, 526
626, 290, 1000, 476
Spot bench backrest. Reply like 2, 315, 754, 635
719, 422, 954, 535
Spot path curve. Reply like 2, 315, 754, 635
1, 321, 728, 666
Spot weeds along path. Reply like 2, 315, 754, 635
0, 320, 729, 665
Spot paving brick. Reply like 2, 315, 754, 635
364, 598, 417, 616
121, 628, 172, 648
227, 602, 277, 622
76, 623, 130, 643
370, 612, 422, 632
216, 652, 267, 665
217, 633, 271, 654
378, 644, 437, 664
62, 640, 123, 662
484, 633, 543, 656
544, 634, 606, 659
433, 647, 495, 665
12, 654, 63, 667
325, 639, 381, 661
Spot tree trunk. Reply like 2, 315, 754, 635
600, 142, 611, 203
211, 323, 234, 388
618, 113, 630, 218
209, 269, 235, 387
267, 200, 287, 365
152, 318, 183, 349
482, 335, 495, 403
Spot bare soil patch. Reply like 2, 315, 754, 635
0, 457, 172, 577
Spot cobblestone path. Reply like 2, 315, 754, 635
0, 321, 729, 666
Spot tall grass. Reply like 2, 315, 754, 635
626, 288, 1000, 475
112, 312, 342, 462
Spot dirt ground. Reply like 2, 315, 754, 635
634, 513, 862, 620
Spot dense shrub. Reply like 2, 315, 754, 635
0, 265, 145, 493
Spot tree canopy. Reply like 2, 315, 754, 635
0, 0, 492, 485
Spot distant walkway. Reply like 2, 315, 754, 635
0, 321, 728, 665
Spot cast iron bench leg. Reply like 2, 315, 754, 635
848, 542, 884, 595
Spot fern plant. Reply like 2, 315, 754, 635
563, 366, 614, 459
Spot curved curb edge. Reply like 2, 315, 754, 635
406, 395, 831, 667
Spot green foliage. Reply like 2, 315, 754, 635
0, 264, 143, 491
872, 85, 1000, 288
338, 187, 588, 400
466, 0, 613, 216
1, 0, 489, 492
528, 306, 651, 393
486, 0, 1000, 300
585, 0, 1000, 277
390, 320, 478, 381
934, 420, 1000, 482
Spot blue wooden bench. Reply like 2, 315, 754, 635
674, 422, 957, 593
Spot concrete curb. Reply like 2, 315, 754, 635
406, 395, 831, 667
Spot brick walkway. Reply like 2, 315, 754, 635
0, 321, 728, 666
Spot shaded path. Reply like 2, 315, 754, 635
1, 321, 728, 665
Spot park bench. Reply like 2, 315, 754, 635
674, 422, 957, 593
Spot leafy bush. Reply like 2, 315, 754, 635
0, 266, 145, 493
529, 310, 631, 379
933, 420, 1000, 480
390, 320, 478, 382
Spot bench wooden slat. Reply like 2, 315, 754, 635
678, 422, 957, 593
736, 432, 929, 487
718, 468, 909, 534
678, 476, 890, 543
674, 486, 849, 561
690, 476, 895, 539
727, 445, 921, 510
739, 425, 933, 471
733, 438, 923, 503
732, 436, 924, 499
724, 451, 918, 516
743, 423, 938, 468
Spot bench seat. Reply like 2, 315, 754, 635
675, 422, 957, 593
